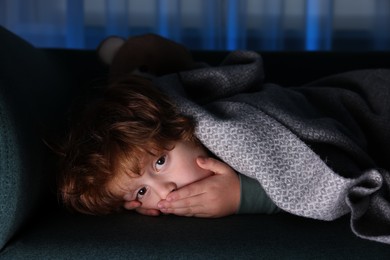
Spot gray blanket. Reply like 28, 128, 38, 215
155, 51, 390, 245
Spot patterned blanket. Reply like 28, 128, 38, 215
155, 51, 390, 245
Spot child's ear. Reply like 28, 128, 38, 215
97, 36, 126, 66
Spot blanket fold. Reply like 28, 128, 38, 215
154, 51, 390, 245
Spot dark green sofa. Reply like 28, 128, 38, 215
1, 26, 390, 259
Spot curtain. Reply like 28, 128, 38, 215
0, 0, 389, 51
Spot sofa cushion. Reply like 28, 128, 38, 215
2, 211, 390, 258
0, 26, 67, 250
0, 86, 34, 247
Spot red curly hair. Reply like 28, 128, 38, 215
58, 76, 196, 215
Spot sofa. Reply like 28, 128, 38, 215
1, 26, 390, 259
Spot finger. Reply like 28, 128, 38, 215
158, 194, 204, 210
123, 200, 161, 216
160, 204, 208, 217
165, 181, 206, 201
135, 207, 161, 217
196, 157, 232, 175
123, 200, 142, 210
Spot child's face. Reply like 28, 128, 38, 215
108, 140, 213, 211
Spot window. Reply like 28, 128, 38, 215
1, 0, 389, 51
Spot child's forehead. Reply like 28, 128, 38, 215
108, 149, 163, 197
107, 175, 133, 198
108, 150, 162, 195
116, 148, 159, 176
115, 143, 174, 177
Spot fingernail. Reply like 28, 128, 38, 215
160, 208, 171, 213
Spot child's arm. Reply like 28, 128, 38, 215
238, 174, 280, 214
158, 159, 280, 216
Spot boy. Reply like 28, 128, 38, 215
59, 76, 279, 217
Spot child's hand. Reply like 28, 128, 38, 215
157, 157, 241, 218
122, 200, 161, 216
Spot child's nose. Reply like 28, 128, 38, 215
156, 182, 177, 199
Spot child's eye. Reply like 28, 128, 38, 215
136, 187, 148, 200
155, 155, 167, 172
